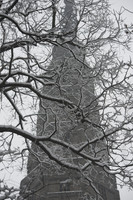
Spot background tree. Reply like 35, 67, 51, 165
0, 0, 133, 199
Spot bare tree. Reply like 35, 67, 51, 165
0, 0, 133, 199
0, 179, 19, 200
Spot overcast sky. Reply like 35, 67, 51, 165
110, 0, 133, 24
111, 0, 133, 11
110, 1, 133, 200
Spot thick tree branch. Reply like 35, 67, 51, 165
1, 82, 75, 108
0, 0, 18, 22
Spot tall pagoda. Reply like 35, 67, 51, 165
19, 1, 120, 200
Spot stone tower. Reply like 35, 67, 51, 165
20, 1, 120, 200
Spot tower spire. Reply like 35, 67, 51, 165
52, 0, 79, 61
61, 0, 77, 36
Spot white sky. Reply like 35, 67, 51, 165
111, 0, 133, 11
0, 1, 133, 200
